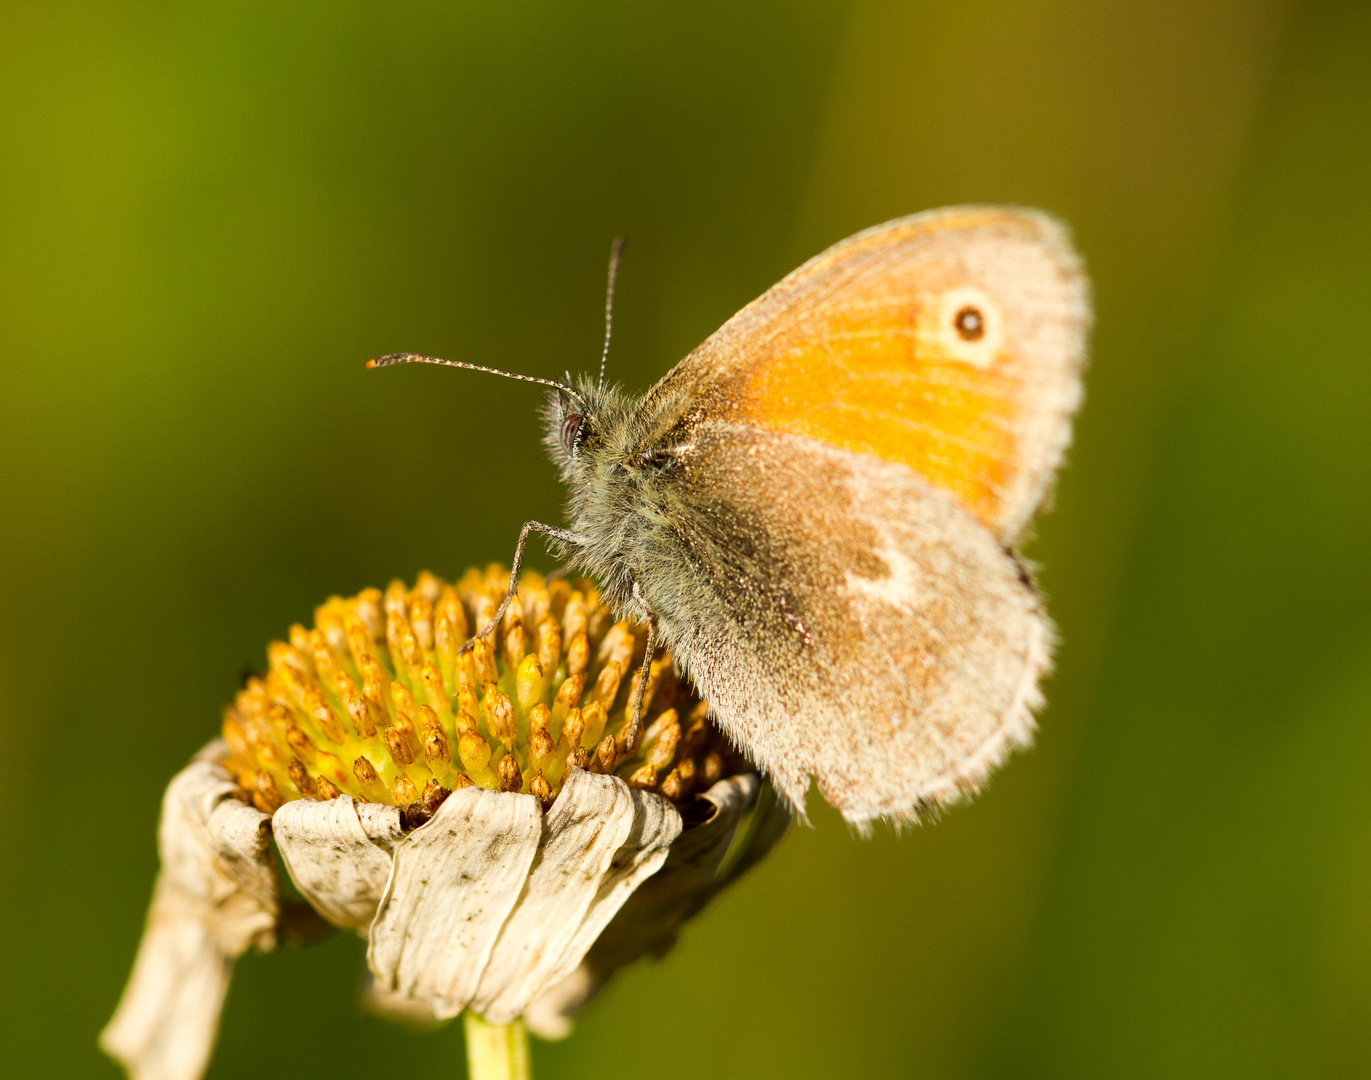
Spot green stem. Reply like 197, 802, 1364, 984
463, 1012, 531, 1080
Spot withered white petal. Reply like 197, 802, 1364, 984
534, 781, 682, 997
367, 785, 543, 1020
101, 741, 278, 1080
619, 773, 763, 951
355, 801, 407, 846
205, 798, 278, 939
99, 881, 241, 1080
472, 771, 673, 1023
357, 972, 447, 1032
708, 780, 793, 892
273, 796, 402, 933
522, 965, 596, 1041
523, 774, 771, 1040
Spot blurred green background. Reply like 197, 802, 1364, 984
2, 1, 1369, 1076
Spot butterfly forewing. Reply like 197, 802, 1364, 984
643, 206, 1089, 543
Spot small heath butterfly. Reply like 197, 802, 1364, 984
371, 206, 1091, 828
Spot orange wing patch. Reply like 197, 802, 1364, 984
648, 207, 1089, 542
741, 303, 1022, 529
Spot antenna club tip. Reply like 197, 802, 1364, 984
368, 353, 416, 369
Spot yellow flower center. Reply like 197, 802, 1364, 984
223, 566, 742, 821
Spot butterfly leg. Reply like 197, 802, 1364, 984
622, 582, 658, 755
461, 520, 584, 653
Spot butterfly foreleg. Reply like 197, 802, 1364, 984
460, 520, 585, 653
621, 581, 658, 755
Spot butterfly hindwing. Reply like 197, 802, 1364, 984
640, 423, 1048, 827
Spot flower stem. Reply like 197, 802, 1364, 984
463, 1012, 531, 1080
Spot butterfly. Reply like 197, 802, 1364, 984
371, 206, 1090, 829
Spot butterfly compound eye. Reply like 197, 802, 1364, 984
560, 412, 583, 455
954, 305, 985, 341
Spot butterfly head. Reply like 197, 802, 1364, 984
541, 375, 640, 485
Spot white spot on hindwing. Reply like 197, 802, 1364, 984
843, 534, 925, 615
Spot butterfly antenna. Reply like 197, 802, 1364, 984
598, 235, 627, 390
366, 354, 587, 409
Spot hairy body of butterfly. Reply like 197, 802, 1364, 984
536, 207, 1090, 830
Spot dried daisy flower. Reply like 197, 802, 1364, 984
100, 568, 787, 1080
